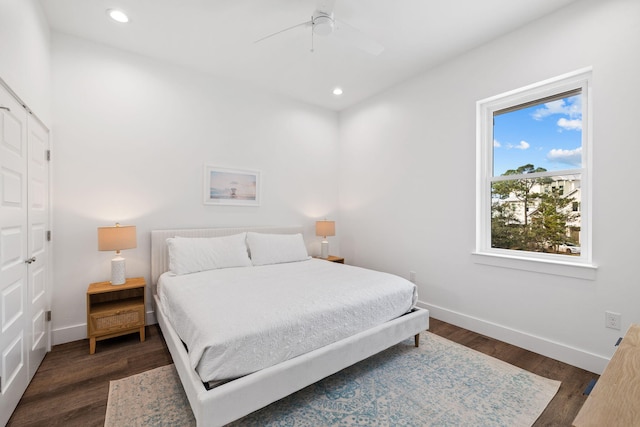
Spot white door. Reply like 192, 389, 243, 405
0, 85, 30, 426
26, 116, 49, 380
0, 84, 50, 426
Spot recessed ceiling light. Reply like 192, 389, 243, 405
107, 9, 129, 23
332, 87, 343, 96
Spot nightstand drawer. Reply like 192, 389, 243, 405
89, 305, 144, 334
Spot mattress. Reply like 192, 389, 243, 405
157, 258, 418, 383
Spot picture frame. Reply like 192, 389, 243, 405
203, 165, 261, 206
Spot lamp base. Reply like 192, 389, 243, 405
320, 240, 329, 259
111, 255, 126, 285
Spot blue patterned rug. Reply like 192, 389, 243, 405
105, 332, 560, 426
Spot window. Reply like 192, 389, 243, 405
476, 69, 593, 272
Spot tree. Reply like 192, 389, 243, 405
530, 188, 580, 252
492, 164, 550, 226
491, 164, 551, 251
491, 199, 522, 249
491, 164, 580, 253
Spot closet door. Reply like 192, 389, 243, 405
26, 117, 49, 379
0, 85, 29, 425
0, 83, 50, 426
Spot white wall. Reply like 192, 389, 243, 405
338, 0, 640, 374
50, 34, 339, 344
0, 0, 51, 124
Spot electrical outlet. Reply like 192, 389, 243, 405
409, 271, 416, 283
605, 311, 621, 330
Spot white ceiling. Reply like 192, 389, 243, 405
39, 0, 579, 111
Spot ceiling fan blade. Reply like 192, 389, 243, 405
333, 19, 384, 55
254, 20, 312, 44
316, 0, 337, 16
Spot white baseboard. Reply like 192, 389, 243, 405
52, 323, 86, 346
52, 310, 158, 346
418, 300, 609, 375
146, 310, 157, 326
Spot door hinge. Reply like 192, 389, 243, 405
47, 230, 51, 242
46, 311, 52, 322
46, 150, 51, 161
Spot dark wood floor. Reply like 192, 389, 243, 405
7, 325, 172, 427
7, 318, 596, 426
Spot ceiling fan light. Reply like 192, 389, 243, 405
333, 87, 343, 96
313, 15, 334, 36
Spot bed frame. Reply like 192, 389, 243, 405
151, 226, 429, 427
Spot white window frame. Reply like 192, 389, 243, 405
474, 68, 596, 279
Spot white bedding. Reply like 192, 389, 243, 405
157, 258, 418, 383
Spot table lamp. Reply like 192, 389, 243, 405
315, 220, 335, 259
98, 223, 137, 285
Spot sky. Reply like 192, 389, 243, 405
493, 95, 582, 176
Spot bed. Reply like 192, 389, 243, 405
151, 226, 429, 426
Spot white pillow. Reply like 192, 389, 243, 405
246, 232, 309, 266
167, 233, 251, 275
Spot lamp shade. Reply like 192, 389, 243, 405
98, 224, 137, 252
315, 220, 335, 238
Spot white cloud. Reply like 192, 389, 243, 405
532, 100, 566, 120
494, 139, 501, 148
557, 118, 582, 131
547, 146, 582, 166
532, 96, 582, 121
506, 140, 530, 150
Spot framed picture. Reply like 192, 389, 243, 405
203, 165, 261, 206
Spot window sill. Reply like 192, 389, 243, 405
471, 251, 597, 280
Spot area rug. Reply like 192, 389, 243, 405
105, 332, 560, 426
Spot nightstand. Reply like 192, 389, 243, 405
316, 255, 345, 264
86, 277, 146, 354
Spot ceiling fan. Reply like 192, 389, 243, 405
254, 0, 384, 55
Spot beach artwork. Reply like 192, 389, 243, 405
203, 165, 260, 206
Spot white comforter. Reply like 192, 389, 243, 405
157, 258, 418, 383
